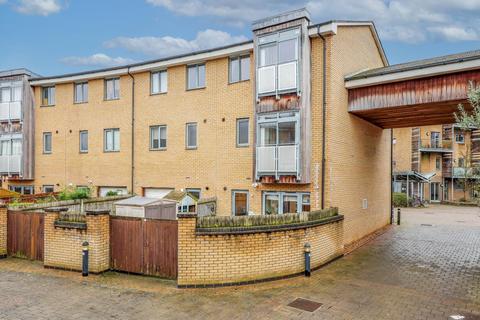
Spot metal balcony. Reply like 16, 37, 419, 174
0, 155, 21, 174
0, 102, 22, 121
418, 139, 452, 153
256, 144, 299, 179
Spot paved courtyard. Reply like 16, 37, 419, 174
0, 205, 479, 319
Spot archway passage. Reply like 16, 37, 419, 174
345, 51, 480, 128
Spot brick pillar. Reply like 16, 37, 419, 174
85, 209, 110, 273
0, 205, 7, 258
177, 213, 197, 287
43, 207, 67, 268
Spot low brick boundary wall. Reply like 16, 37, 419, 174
44, 208, 110, 273
0, 205, 6, 258
177, 213, 344, 287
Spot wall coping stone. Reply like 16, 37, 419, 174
195, 215, 344, 235
53, 220, 87, 230
44, 207, 69, 212
85, 209, 110, 216
177, 213, 197, 219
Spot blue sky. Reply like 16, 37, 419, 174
1, 0, 480, 76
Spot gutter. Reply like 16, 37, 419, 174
127, 67, 135, 194
318, 27, 327, 209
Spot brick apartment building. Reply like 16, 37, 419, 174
393, 125, 480, 203
0, 9, 391, 247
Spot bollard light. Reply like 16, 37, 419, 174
304, 243, 311, 277
82, 241, 89, 277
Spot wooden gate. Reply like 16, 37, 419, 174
7, 211, 44, 261
110, 217, 178, 279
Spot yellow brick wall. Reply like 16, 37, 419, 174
0, 206, 6, 256
44, 211, 109, 273
177, 214, 344, 286
393, 128, 412, 172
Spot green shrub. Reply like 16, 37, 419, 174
393, 192, 408, 207
105, 190, 118, 197
58, 186, 91, 200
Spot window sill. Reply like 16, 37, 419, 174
103, 150, 120, 153
186, 147, 198, 150
43, 152, 52, 155
236, 144, 250, 148
40, 105, 55, 107
104, 98, 120, 101
186, 87, 206, 92
74, 101, 88, 105
150, 148, 167, 151
228, 79, 250, 85
150, 92, 167, 96
79, 151, 88, 154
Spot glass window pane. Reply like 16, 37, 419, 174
1, 141, 9, 155
49, 87, 55, 105
160, 126, 167, 148
259, 44, 277, 67
187, 66, 197, 89
240, 56, 250, 81
114, 79, 119, 98
230, 58, 239, 83
187, 124, 197, 148
160, 71, 168, 93
151, 72, 160, 93
278, 121, 296, 144
198, 64, 205, 87
44, 133, 51, 152
283, 194, 298, 214
114, 129, 120, 150
234, 192, 248, 216
237, 119, 249, 145
259, 123, 276, 146
75, 83, 83, 102
12, 86, 22, 102
265, 194, 279, 215
278, 39, 297, 63
302, 194, 310, 212
106, 80, 114, 99
105, 130, 113, 150
0, 87, 10, 103
12, 139, 21, 155
151, 127, 159, 149
83, 83, 88, 101
80, 131, 88, 152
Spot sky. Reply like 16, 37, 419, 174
1, 0, 480, 76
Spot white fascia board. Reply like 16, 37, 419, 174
30, 42, 254, 86
130, 42, 253, 73
345, 59, 480, 89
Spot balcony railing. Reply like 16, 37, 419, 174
0, 155, 21, 174
0, 102, 21, 121
451, 167, 480, 178
418, 139, 452, 152
256, 144, 299, 179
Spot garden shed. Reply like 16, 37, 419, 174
163, 191, 197, 213
114, 196, 177, 220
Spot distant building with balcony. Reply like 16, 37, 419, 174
393, 124, 480, 203
0, 69, 36, 193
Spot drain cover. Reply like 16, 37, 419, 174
288, 298, 322, 312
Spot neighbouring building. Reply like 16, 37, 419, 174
4, 9, 392, 247
0, 69, 36, 193
393, 125, 480, 203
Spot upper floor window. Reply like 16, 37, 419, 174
436, 156, 441, 170
150, 125, 167, 150
229, 56, 250, 83
257, 28, 300, 96
0, 84, 22, 103
79, 130, 88, 153
455, 132, 465, 144
151, 70, 168, 94
236, 118, 249, 147
186, 123, 197, 149
105, 78, 120, 100
43, 132, 52, 154
42, 86, 55, 106
104, 128, 120, 152
74, 82, 88, 103
0, 139, 22, 156
187, 64, 205, 90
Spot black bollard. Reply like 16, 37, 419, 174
397, 208, 401, 225
304, 243, 311, 277
82, 241, 89, 277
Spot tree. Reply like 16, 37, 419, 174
456, 145, 476, 201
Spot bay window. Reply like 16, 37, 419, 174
257, 28, 300, 96
263, 192, 310, 215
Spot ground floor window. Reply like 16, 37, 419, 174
42, 185, 54, 193
263, 192, 310, 215
232, 190, 249, 216
9, 185, 34, 195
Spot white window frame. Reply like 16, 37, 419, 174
104, 128, 120, 152
43, 132, 52, 154
43, 185, 54, 193
150, 125, 167, 150
455, 132, 465, 144
236, 118, 249, 147
232, 190, 249, 216
42, 86, 55, 106
185, 122, 198, 149
262, 192, 310, 215
229, 55, 250, 83
186, 188, 201, 200
104, 78, 120, 100
79, 130, 88, 153
151, 70, 168, 94
74, 82, 88, 103
186, 64, 206, 90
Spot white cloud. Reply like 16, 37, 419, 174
146, 0, 480, 43
104, 29, 248, 57
61, 53, 136, 67
14, 0, 62, 15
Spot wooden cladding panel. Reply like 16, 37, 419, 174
411, 128, 420, 172
471, 129, 480, 167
